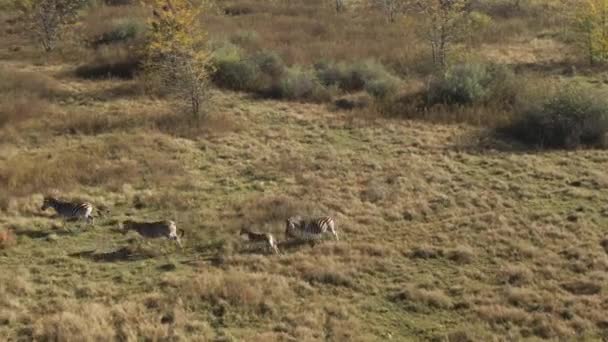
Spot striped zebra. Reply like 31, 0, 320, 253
122, 220, 184, 248
41, 196, 94, 224
285, 216, 339, 245
239, 228, 280, 254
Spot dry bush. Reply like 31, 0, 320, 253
32, 300, 211, 341
183, 268, 292, 308
0, 67, 61, 97
0, 68, 62, 127
152, 111, 240, 138
79, 5, 147, 49
497, 264, 532, 286
446, 245, 475, 264
504, 288, 550, 312
0, 134, 185, 196
476, 304, 531, 326
409, 244, 445, 259
298, 261, 354, 288
392, 285, 453, 310
1, 150, 139, 196
74, 4, 148, 79
0, 229, 16, 249
205, 0, 429, 73
0, 94, 54, 129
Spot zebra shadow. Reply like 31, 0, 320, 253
237, 244, 278, 256
15, 228, 72, 239
277, 239, 325, 252
69, 246, 157, 263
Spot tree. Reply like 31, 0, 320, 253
144, 0, 213, 117
409, 0, 469, 69
19, 0, 82, 52
373, 0, 404, 23
575, 0, 608, 65
335, 0, 346, 13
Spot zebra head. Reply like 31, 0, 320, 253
41, 196, 56, 211
121, 220, 136, 234
285, 216, 302, 238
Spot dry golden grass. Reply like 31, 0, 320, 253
2, 1, 608, 341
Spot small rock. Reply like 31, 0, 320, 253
47, 233, 59, 242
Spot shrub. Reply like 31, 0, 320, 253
315, 60, 399, 94
427, 63, 518, 106
504, 83, 608, 148
229, 30, 260, 50
88, 17, 145, 48
365, 77, 398, 99
277, 67, 330, 102
211, 44, 259, 91
428, 63, 491, 105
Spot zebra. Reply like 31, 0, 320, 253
285, 216, 339, 245
122, 220, 184, 248
239, 228, 280, 254
41, 196, 94, 224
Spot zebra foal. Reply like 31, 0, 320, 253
239, 228, 280, 254
41, 196, 94, 224
285, 216, 339, 245
122, 220, 184, 248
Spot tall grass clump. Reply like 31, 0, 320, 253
504, 82, 608, 149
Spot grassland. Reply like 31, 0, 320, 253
2, 0, 608, 341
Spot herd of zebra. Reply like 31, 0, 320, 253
40, 196, 339, 254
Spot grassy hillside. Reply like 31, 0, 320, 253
2, 0, 608, 341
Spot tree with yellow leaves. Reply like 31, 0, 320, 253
143, 0, 212, 117
576, 0, 608, 65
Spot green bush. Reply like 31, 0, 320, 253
504, 83, 608, 148
277, 67, 330, 102
315, 60, 399, 93
365, 77, 399, 99
211, 47, 287, 94
314, 60, 401, 100
427, 63, 518, 106
211, 44, 260, 91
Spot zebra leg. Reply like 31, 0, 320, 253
63, 219, 73, 233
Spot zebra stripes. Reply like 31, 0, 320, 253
239, 228, 280, 254
41, 196, 94, 223
285, 216, 339, 243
